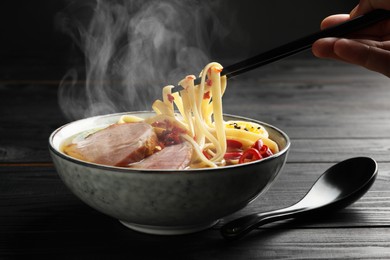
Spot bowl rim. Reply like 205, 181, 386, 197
49, 111, 290, 174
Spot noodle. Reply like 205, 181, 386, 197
118, 62, 279, 168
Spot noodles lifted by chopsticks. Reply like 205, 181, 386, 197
119, 62, 279, 168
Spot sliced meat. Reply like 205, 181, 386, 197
63, 122, 158, 166
130, 142, 193, 170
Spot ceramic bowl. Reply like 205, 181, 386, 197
49, 111, 290, 235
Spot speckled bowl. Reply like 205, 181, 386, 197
49, 111, 290, 235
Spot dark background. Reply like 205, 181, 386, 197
0, 0, 357, 81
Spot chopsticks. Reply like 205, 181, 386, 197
191, 9, 390, 85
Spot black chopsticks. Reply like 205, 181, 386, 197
192, 9, 390, 85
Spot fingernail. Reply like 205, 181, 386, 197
350, 5, 358, 17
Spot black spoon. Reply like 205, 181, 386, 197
220, 157, 378, 241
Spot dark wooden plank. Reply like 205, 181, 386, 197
0, 163, 390, 230
287, 139, 390, 163
0, 82, 66, 124
2, 226, 390, 259
0, 82, 67, 163
1, 165, 389, 258
222, 162, 390, 227
1, 57, 389, 163
1, 163, 389, 232
223, 58, 390, 139
1, 21, 389, 259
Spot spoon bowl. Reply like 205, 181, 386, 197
220, 157, 378, 240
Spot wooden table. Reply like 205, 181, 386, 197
1, 54, 390, 259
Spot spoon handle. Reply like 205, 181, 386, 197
220, 206, 305, 240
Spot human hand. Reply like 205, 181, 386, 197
312, 0, 390, 77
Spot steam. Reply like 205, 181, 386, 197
57, 0, 226, 120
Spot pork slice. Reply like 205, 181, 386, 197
130, 142, 193, 170
63, 122, 158, 166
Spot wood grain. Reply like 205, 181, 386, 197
1, 163, 389, 257
1, 56, 390, 258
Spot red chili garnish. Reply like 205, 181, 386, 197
224, 151, 243, 160
157, 124, 187, 147
207, 68, 211, 77
203, 91, 211, 99
239, 148, 262, 164
251, 139, 264, 151
259, 145, 273, 158
161, 130, 179, 146
203, 150, 212, 160
167, 94, 175, 103
227, 139, 243, 150
206, 79, 212, 86
212, 67, 223, 73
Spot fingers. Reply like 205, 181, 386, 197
312, 38, 340, 59
320, 13, 390, 38
336, 39, 390, 77
313, 1, 390, 77
313, 38, 390, 77
320, 14, 350, 30
351, 0, 390, 18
